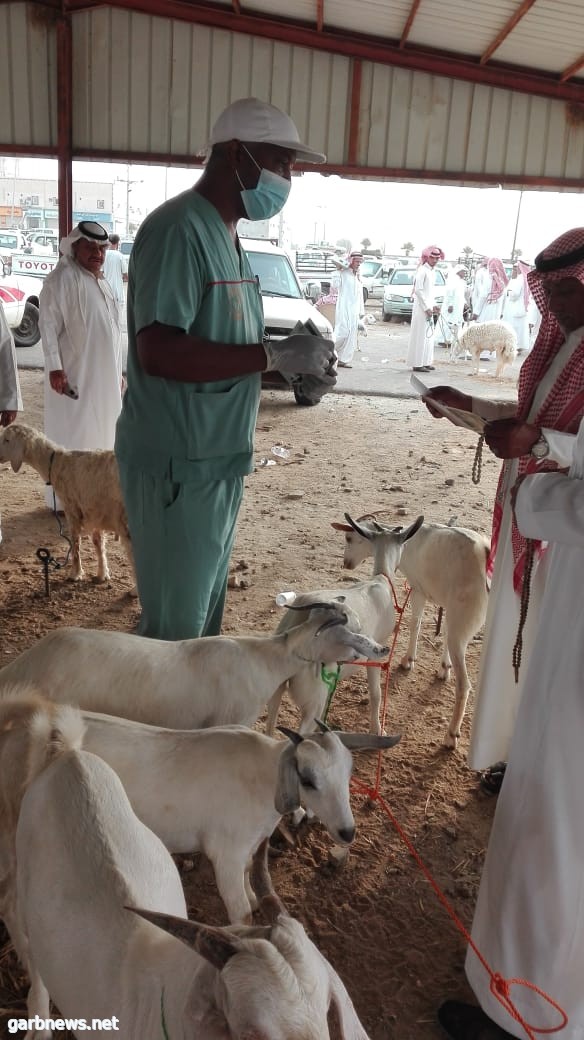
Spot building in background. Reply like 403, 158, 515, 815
0, 166, 113, 231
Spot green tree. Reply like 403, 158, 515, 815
463, 245, 474, 257
361, 237, 372, 251
511, 247, 523, 261
401, 241, 414, 256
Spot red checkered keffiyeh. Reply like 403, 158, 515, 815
488, 228, 584, 592
486, 258, 509, 304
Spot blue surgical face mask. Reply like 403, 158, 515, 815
237, 146, 291, 221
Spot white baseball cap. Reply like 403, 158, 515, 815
209, 97, 326, 164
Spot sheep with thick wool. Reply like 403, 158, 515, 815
451, 319, 517, 377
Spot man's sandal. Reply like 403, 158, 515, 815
479, 761, 507, 795
438, 1000, 515, 1039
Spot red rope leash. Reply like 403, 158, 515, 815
349, 780, 567, 1039
348, 579, 567, 1038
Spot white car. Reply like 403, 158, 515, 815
0, 270, 43, 347
242, 238, 334, 406
0, 229, 29, 273
119, 239, 134, 277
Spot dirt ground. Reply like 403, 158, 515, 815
0, 370, 507, 1038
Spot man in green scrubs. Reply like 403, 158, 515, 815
115, 97, 336, 639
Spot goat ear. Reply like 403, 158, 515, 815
314, 718, 331, 733
10, 452, 23, 473
125, 907, 239, 969
330, 521, 352, 532
275, 744, 301, 814
335, 732, 401, 751
400, 515, 424, 543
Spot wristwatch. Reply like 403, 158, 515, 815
531, 432, 550, 459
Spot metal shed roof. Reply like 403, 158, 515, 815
0, 0, 583, 231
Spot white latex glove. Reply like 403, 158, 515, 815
293, 371, 337, 404
263, 333, 337, 377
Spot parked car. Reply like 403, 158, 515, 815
241, 238, 334, 406
119, 239, 134, 278
382, 266, 446, 321
0, 229, 29, 273
360, 258, 394, 302
25, 231, 59, 256
0, 268, 43, 347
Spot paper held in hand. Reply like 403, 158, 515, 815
410, 374, 486, 434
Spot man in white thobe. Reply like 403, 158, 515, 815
433, 230, 584, 1040
502, 262, 530, 353
407, 244, 444, 372
0, 300, 22, 427
332, 250, 364, 367
40, 221, 122, 508
472, 257, 508, 322
424, 228, 584, 781
436, 266, 467, 347
102, 233, 125, 322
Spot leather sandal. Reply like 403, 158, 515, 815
438, 1000, 516, 1039
479, 761, 507, 795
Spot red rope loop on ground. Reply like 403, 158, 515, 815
349, 780, 568, 1038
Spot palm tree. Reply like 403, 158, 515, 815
462, 245, 473, 258
361, 237, 372, 251
402, 241, 414, 257
511, 247, 523, 262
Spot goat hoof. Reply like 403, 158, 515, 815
443, 730, 458, 749
438, 666, 451, 681
399, 656, 414, 671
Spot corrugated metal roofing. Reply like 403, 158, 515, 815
0, 0, 583, 188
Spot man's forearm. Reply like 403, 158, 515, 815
137, 324, 266, 383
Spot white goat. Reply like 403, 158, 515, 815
451, 320, 517, 377
0, 603, 388, 730
266, 515, 424, 738
14, 707, 371, 1039
0, 422, 134, 588
332, 514, 489, 748
0, 687, 400, 924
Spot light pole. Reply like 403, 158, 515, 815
510, 190, 524, 261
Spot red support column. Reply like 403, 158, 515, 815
57, 14, 73, 241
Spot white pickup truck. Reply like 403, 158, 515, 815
0, 268, 43, 347
10, 251, 59, 280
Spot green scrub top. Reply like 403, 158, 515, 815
115, 190, 265, 483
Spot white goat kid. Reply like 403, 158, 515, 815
451, 320, 517, 377
0, 688, 400, 926
0, 422, 134, 588
333, 515, 489, 748
0, 603, 388, 730
266, 515, 424, 738
15, 712, 371, 1039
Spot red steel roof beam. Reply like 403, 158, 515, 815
232, 0, 241, 13
480, 0, 538, 65
95, 0, 584, 103
561, 54, 584, 82
316, 0, 324, 32
57, 13, 74, 238
400, 0, 422, 49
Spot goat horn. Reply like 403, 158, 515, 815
399, 514, 424, 543
125, 907, 239, 969
249, 838, 287, 924
314, 613, 348, 635
277, 725, 304, 745
314, 718, 331, 733
344, 512, 374, 541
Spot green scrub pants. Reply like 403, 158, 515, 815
118, 462, 244, 640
